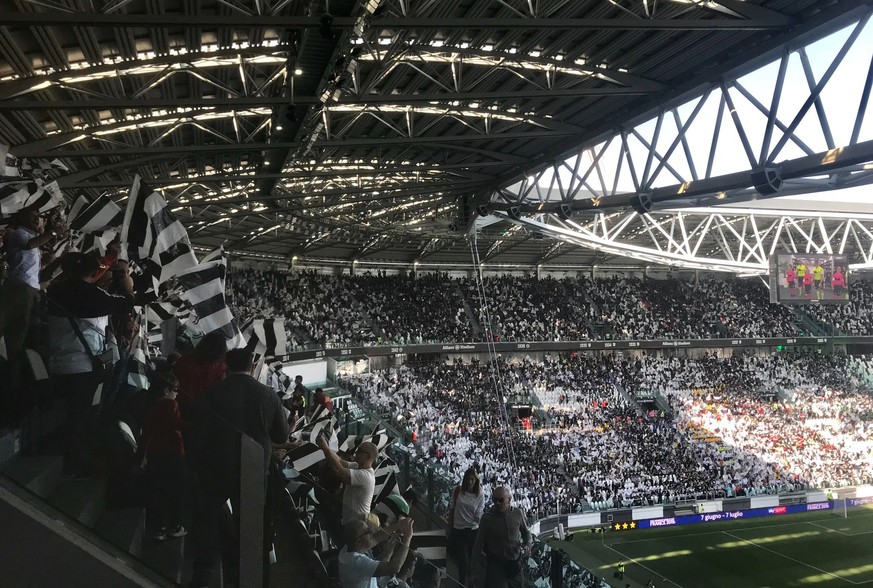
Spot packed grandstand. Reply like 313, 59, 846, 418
227, 270, 873, 346
225, 269, 873, 510
3, 263, 873, 588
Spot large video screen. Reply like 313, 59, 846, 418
770, 253, 851, 304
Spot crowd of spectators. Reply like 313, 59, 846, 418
229, 269, 815, 347
355, 272, 474, 344
464, 275, 596, 341
343, 351, 873, 522
674, 384, 873, 491
228, 269, 378, 348
805, 279, 873, 335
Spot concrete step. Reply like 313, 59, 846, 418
95, 507, 145, 557
139, 532, 186, 585
46, 476, 106, 527
1, 454, 63, 498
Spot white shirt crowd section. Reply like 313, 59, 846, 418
223, 270, 872, 347
805, 280, 873, 335
341, 352, 873, 520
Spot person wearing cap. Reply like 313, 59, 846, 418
45, 251, 135, 477
339, 517, 414, 588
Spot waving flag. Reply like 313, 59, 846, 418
175, 254, 237, 339
69, 193, 123, 234
243, 318, 288, 358
371, 456, 400, 509
121, 175, 197, 285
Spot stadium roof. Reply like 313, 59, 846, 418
2, 0, 873, 271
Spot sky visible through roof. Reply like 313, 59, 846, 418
527, 18, 873, 212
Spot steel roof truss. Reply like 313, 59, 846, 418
767, 15, 868, 163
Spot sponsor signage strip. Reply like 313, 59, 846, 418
635, 502, 832, 530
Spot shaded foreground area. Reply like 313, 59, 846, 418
552, 505, 873, 588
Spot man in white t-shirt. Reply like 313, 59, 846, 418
317, 435, 378, 523
338, 517, 414, 588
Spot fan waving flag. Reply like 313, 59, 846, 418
121, 175, 197, 284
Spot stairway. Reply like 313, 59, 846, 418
456, 283, 482, 336
791, 307, 834, 336
0, 433, 187, 586
0, 351, 311, 588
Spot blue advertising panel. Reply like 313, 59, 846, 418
634, 502, 832, 530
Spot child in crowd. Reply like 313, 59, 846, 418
139, 372, 187, 540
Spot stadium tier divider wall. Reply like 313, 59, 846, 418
266, 335, 873, 363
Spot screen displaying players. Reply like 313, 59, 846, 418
773, 253, 850, 304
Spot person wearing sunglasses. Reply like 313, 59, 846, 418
468, 486, 531, 588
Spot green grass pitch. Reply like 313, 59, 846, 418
550, 506, 873, 588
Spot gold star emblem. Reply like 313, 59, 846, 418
614, 523, 622, 531
622, 523, 629, 529
630, 521, 637, 529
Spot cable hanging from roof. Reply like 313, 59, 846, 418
468, 232, 518, 472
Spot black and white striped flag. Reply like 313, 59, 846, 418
371, 457, 400, 509
20, 157, 69, 176
69, 193, 123, 234
67, 194, 89, 224
340, 434, 392, 454
175, 256, 237, 339
126, 312, 151, 390
243, 318, 288, 358
302, 411, 339, 446
72, 226, 118, 255
121, 175, 197, 285
0, 180, 30, 215
410, 530, 447, 567
287, 442, 326, 474
23, 180, 65, 213
1, 179, 64, 216
288, 413, 308, 441
146, 296, 193, 324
